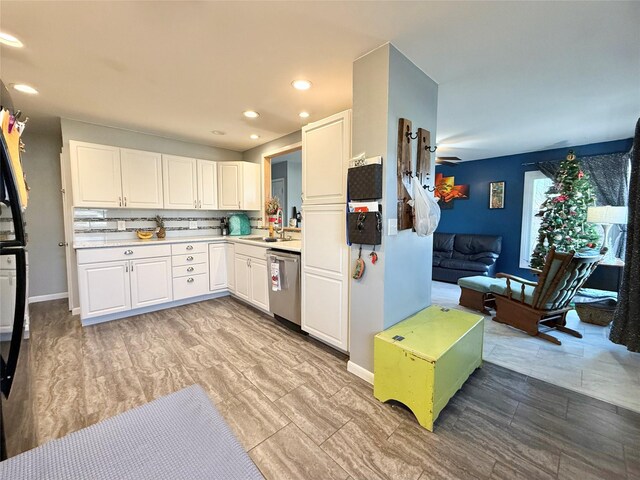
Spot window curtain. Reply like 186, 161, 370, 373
538, 152, 631, 257
610, 118, 639, 352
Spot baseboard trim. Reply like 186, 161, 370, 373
347, 361, 374, 384
72, 307, 81, 316
29, 292, 68, 303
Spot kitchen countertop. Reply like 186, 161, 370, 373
73, 235, 302, 253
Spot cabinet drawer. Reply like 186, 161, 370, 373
171, 252, 208, 266
234, 243, 267, 259
171, 242, 208, 255
173, 273, 208, 300
77, 244, 172, 264
172, 263, 208, 278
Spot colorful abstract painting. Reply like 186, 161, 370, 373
435, 173, 469, 209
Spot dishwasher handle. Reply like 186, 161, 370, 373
270, 255, 298, 263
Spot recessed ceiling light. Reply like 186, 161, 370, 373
13, 84, 38, 95
299, 111, 310, 119
0, 32, 23, 48
211, 130, 226, 135
292, 80, 312, 90
250, 134, 260, 140
243, 110, 259, 118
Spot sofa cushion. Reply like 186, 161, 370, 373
452, 234, 502, 260
433, 233, 455, 258
439, 258, 490, 273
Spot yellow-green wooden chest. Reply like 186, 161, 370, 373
374, 305, 483, 431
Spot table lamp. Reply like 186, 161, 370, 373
587, 206, 628, 261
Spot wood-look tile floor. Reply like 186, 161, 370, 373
10, 297, 640, 479
433, 280, 640, 413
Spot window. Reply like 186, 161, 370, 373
519, 171, 553, 268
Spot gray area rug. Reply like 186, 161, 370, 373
0, 385, 264, 479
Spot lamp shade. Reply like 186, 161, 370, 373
587, 206, 628, 225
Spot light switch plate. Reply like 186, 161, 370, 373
189, 220, 198, 230
388, 219, 398, 236
117, 221, 126, 231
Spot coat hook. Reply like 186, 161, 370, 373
405, 125, 418, 142
425, 145, 437, 153
423, 185, 436, 192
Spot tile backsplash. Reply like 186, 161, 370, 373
74, 208, 262, 242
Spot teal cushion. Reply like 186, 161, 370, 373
490, 280, 536, 305
458, 276, 506, 293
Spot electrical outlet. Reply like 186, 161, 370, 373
189, 220, 198, 230
117, 220, 126, 231
388, 219, 398, 236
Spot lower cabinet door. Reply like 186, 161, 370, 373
249, 257, 270, 311
209, 244, 227, 291
78, 260, 131, 319
234, 254, 250, 300
130, 257, 173, 308
173, 273, 208, 300
225, 243, 236, 292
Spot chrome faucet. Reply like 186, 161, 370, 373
275, 208, 285, 239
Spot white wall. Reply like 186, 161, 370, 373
21, 129, 67, 299
349, 44, 438, 373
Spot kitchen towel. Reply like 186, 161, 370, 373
271, 260, 281, 291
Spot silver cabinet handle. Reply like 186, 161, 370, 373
186, 245, 193, 250
124, 250, 133, 255
119, 197, 122, 207
187, 256, 193, 261
6, 257, 12, 264
125, 264, 129, 272
238, 202, 241, 209
246, 258, 250, 267
131, 263, 134, 271
248, 258, 252, 267
198, 200, 202, 209
58, 242, 68, 247
194, 200, 197, 208
187, 277, 194, 283
187, 266, 194, 272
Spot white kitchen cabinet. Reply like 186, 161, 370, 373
162, 155, 198, 209
78, 260, 131, 319
70, 141, 122, 208
121, 148, 164, 209
197, 160, 218, 210
234, 254, 250, 301
225, 243, 236, 292
208, 243, 227, 291
249, 257, 269, 311
130, 257, 172, 308
217, 161, 261, 210
301, 204, 349, 351
232, 247, 269, 311
0, 269, 16, 335
302, 110, 351, 205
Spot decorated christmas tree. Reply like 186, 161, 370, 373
530, 150, 600, 269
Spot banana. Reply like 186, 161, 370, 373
136, 230, 154, 240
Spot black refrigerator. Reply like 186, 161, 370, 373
0, 79, 33, 459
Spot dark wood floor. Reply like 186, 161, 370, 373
4, 297, 639, 479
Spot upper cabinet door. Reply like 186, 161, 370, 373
218, 162, 242, 210
121, 149, 164, 209
197, 160, 218, 210
162, 155, 197, 209
70, 141, 122, 208
302, 110, 351, 205
241, 162, 261, 211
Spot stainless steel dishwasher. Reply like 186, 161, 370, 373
267, 250, 301, 326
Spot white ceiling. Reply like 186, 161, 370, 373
1, 1, 638, 160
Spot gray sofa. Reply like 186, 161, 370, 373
433, 232, 502, 283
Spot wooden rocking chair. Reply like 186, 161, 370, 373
490, 246, 606, 345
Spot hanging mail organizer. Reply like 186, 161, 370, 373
348, 157, 383, 246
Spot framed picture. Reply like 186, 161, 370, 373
489, 181, 505, 209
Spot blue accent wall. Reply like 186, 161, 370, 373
436, 138, 633, 280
